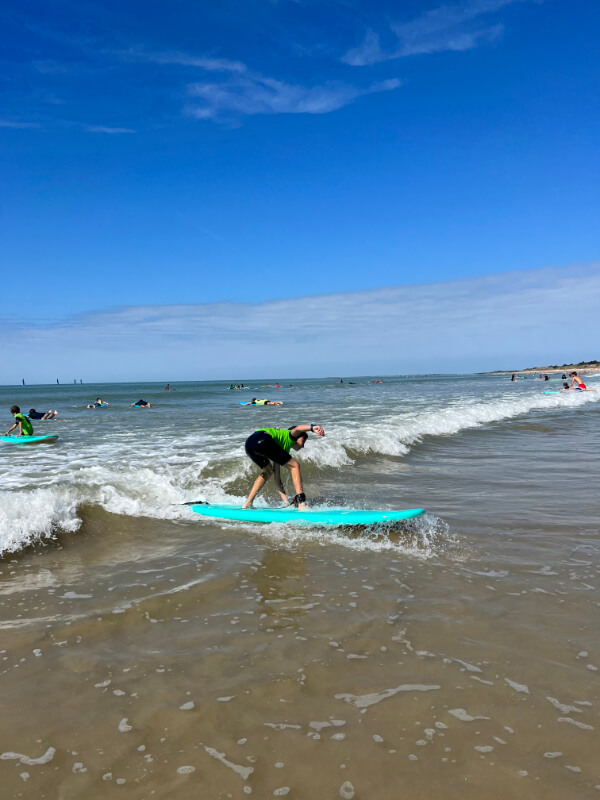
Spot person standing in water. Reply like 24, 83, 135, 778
242, 424, 325, 510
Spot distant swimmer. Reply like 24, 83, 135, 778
27, 408, 58, 420
242, 424, 325, 510
164, 384, 175, 391
5, 405, 33, 437
570, 372, 587, 390
87, 398, 109, 409
132, 399, 151, 407
247, 398, 283, 406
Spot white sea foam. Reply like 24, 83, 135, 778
0, 488, 81, 554
1, 377, 596, 554
305, 390, 598, 464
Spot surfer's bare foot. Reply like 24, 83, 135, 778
242, 503, 252, 510
298, 502, 308, 511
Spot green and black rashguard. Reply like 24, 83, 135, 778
14, 413, 33, 436
244, 427, 296, 468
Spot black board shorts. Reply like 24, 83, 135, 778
245, 431, 291, 469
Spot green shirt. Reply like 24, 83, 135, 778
257, 427, 294, 453
14, 413, 33, 436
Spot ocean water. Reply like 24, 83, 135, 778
0, 375, 599, 798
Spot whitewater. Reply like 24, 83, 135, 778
0, 374, 597, 554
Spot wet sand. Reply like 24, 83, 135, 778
2, 448, 599, 797
1, 376, 599, 797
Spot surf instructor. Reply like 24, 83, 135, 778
242, 424, 325, 511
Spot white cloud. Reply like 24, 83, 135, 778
85, 125, 135, 134
343, 0, 524, 65
186, 74, 402, 119
113, 45, 401, 120
116, 48, 247, 74
0, 120, 40, 129
2, 265, 598, 382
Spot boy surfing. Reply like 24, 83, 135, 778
243, 424, 325, 510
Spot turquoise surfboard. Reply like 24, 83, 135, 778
188, 503, 425, 525
0, 434, 59, 444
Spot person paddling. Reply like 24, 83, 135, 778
242, 424, 325, 510
5, 405, 34, 437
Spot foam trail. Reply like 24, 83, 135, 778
0, 377, 596, 554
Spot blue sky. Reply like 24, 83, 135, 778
1, 0, 599, 379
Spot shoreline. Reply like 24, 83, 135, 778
490, 362, 600, 376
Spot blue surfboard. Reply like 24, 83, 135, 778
188, 503, 425, 525
0, 434, 59, 444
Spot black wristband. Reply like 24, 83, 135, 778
310, 424, 314, 432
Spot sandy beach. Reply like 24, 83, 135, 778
1, 375, 599, 798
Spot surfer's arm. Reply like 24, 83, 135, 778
5, 422, 17, 435
289, 424, 325, 437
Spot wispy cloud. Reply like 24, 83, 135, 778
343, 0, 523, 66
115, 45, 401, 120
3, 265, 598, 381
115, 47, 247, 74
85, 125, 135, 134
0, 120, 40, 129
186, 74, 401, 119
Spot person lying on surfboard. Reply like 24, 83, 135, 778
560, 381, 595, 393
248, 398, 283, 406
5, 405, 34, 437
87, 398, 110, 409
28, 408, 58, 420
242, 424, 325, 511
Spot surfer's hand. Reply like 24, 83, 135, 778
312, 425, 325, 436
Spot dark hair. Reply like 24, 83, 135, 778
10, 405, 20, 414
29, 409, 36, 414
563, 383, 569, 388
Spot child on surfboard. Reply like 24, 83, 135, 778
5, 405, 34, 437
87, 398, 109, 409
242, 424, 325, 511
570, 372, 587, 390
